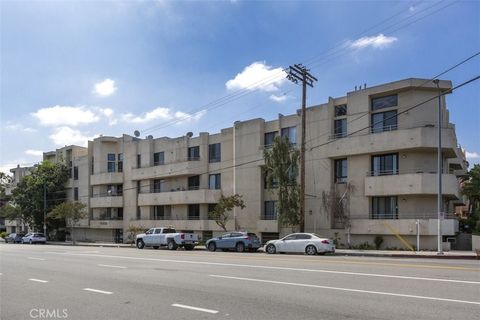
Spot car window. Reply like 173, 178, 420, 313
296, 234, 312, 240
283, 234, 296, 241
220, 233, 230, 238
145, 229, 153, 235
162, 228, 176, 234
313, 234, 325, 239
154, 229, 162, 234
247, 233, 258, 238
231, 233, 243, 237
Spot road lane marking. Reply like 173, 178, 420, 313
45, 252, 480, 285
98, 264, 127, 269
210, 275, 480, 306
28, 278, 48, 283
172, 303, 219, 314
28, 257, 46, 261
83, 288, 113, 295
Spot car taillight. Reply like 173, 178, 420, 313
180, 233, 185, 240
321, 240, 329, 244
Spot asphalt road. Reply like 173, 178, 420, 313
0, 243, 479, 320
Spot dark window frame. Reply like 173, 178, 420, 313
371, 94, 398, 111
208, 143, 221, 163
188, 146, 200, 161
153, 152, 165, 166
334, 118, 347, 138
371, 153, 399, 176
334, 158, 348, 183
371, 196, 398, 219
188, 204, 200, 220
334, 104, 347, 117
263, 201, 278, 220
208, 173, 221, 190
281, 126, 297, 145
264, 131, 278, 148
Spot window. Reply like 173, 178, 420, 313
263, 201, 277, 220
73, 166, 79, 180
117, 184, 123, 196
209, 174, 221, 190
137, 154, 141, 168
154, 229, 162, 234
371, 94, 398, 111
153, 179, 163, 193
208, 143, 221, 163
107, 153, 116, 172
281, 126, 297, 145
372, 154, 398, 176
335, 159, 348, 183
136, 207, 141, 220
91, 157, 94, 174
296, 234, 312, 240
188, 204, 200, 220
335, 104, 347, 117
118, 154, 123, 172
153, 152, 164, 166
334, 118, 347, 138
153, 205, 171, 220
188, 175, 200, 190
117, 208, 123, 219
74, 187, 79, 201
188, 146, 200, 161
207, 204, 217, 220
137, 181, 141, 194
371, 196, 398, 219
371, 110, 397, 133
264, 132, 278, 148
264, 170, 278, 189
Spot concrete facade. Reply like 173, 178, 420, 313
8, 78, 468, 249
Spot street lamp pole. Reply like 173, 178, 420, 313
433, 79, 443, 255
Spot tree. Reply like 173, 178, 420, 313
126, 225, 146, 245
0, 172, 13, 200
48, 201, 87, 244
208, 194, 245, 232
11, 161, 69, 233
461, 164, 480, 232
0, 203, 25, 224
264, 135, 300, 227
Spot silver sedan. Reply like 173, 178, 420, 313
265, 233, 335, 255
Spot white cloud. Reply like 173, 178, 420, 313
49, 126, 97, 146
269, 94, 288, 102
32, 105, 100, 127
226, 61, 286, 92
466, 151, 480, 159
24, 149, 44, 156
350, 34, 398, 49
94, 78, 117, 96
120, 107, 206, 124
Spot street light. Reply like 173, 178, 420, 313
433, 79, 443, 255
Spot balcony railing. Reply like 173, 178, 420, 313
140, 186, 214, 194
134, 157, 200, 170
261, 213, 277, 220
366, 168, 449, 176
187, 215, 200, 220
94, 215, 123, 221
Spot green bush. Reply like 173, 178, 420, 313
351, 242, 375, 250
374, 236, 384, 250
0, 231, 8, 239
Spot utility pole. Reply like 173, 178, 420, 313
433, 79, 443, 255
286, 64, 317, 233
43, 183, 47, 239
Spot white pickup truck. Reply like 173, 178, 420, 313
136, 227, 198, 250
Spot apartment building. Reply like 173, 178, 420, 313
8, 78, 468, 249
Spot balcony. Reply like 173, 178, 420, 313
325, 124, 457, 158
364, 170, 460, 199
90, 172, 123, 185
90, 196, 123, 208
90, 219, 124, 229
131, 159, 205, 180
138, 188, 221, 206
350, 218, 458, 236
133, 219, 233, 231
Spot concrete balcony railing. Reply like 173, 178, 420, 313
89, 220, 124, 229
131, 160, 205, 180
90, 196, 123, 208
364, 171, 460, 199
350, 218, 458, 236
138, 188, 221, 206
325, 125, 457, 158
128, 219, 233, 231
90, 172, 123, 185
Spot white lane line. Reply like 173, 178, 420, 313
28, 278, 48, 283
83, 288, 113, 295
171, 303, 219, 314
81, 250, 100, 254
210, 275, 480, 306
98, 264, 127, 269
28, 257, 46, 261
45, 252, 480, 285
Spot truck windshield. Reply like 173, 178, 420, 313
162, 228, 176, 234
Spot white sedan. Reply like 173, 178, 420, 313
22, 233, 47, 244
265, 233, 335, 255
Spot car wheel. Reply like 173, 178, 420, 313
184, 244, 194, 251
136, 239, 145, 249
305, 245, 317, 255
167, 240, 177, 250
153, 246, 159, 250
266, 244, 276, 254
236, 242, 245, 253
208, 242, 216, 252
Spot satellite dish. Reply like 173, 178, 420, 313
134, 130, 140, 137
186, 132, 193, 138
146, 135, 153, 139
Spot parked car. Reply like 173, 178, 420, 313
22, 233, 47, 244
5, 233, 25, 243
206, 232, 261, 252
136, 227, 198, 250
265, 233, 335, 255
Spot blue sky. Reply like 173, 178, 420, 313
1, 0, 479, 173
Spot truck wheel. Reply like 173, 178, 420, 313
208, 242, 216, 252
153, 246, 159, 250
184, 244, 194, 251
167, 240, 177, 250
136, 240, 145, 249
235, 242, 245, 252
